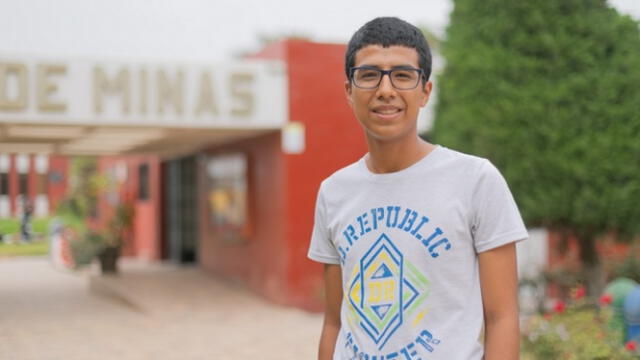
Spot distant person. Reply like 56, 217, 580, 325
20, 199, 33, 242
307, 17, 528, 359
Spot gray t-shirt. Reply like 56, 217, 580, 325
308, 145, 528, 360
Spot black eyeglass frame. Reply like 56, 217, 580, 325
349, 66, 426, 90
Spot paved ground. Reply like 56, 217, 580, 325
0, 257, 322, 360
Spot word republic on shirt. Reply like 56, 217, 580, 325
338, 205, 452, 264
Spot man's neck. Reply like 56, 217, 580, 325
365, 136, 436, 174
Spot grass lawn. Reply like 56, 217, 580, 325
33, 218, 52, 234
0, 240, 49, 257
0, 217, 51, 235
0, 217, 52, 257
0, 218, 19, 235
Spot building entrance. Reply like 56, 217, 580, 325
163, 155, 198, 264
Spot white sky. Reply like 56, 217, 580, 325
0, 0, 638, 62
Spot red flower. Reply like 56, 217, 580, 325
553, 300, 566, 314
599, 293, 613, 306
572, 286, 586, 300
625, 340, 637, 352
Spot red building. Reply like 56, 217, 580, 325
0, 40, 366, 311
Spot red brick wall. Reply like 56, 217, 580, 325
98, 156, 161, 260
547, 230, 637, 271
47, 156, 69, 213
198, 132, 289, 304
198, 40, 367, 311
282, 41, 368, 311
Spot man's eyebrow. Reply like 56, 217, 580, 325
356, 64, 419, 69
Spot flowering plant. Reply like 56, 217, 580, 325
521, 286, 638, 359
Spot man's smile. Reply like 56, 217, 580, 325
372, 105, 403, 118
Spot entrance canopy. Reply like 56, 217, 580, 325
0, 55, 287, 157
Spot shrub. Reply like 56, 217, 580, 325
522, 289, 637, 359
610, 256, 640, 284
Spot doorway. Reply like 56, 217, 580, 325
162, 155, 198, 264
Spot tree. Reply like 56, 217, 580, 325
434, 0, 640, 296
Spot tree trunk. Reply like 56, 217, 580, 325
579, 235, 606, 298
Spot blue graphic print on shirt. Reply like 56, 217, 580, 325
340, 205, 449, 358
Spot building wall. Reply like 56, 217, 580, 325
547, 230, 637, 271
198, 132, 289, 304
544, 229, 639, 300
207, 40, 369, 310
48, 156, 69, 214
282, 41, 368, 311
131, 157, 162, 260
200, 40, 368, 311
98, 156, 161, 260
0, 154, 67, 218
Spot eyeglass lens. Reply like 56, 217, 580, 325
353, 68, 421, 89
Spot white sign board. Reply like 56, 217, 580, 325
0, 55, 288, 129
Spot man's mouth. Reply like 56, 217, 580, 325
372, 106, 403, 115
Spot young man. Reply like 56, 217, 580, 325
308, 17, 528, 360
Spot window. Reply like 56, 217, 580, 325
206, 153, 249, 244
0, 173, 8, 195
138, 163, 149, 200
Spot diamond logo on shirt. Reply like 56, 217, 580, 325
347, 233, 430, 350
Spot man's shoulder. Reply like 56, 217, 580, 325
436, 146, 487, 166
430, 146, 492, 177
436, 147, 512, 195
319, 157, 366, 192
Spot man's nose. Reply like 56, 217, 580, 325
376, 73, 396, 98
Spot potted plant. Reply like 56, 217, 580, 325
97, 200, 134, 274
54, 157, 135, 274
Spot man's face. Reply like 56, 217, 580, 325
345, 45, 432, 143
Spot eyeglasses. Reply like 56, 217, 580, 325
350, 66, 424, 90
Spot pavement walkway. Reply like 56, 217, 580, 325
0, 257, 322, 360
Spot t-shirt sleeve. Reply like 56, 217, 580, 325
307, 186, 341, 264
471, 160, 529, 253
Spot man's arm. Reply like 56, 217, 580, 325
318, 263, 343, 360
478, 242, 520, 360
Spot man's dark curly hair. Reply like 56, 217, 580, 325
345, 17, 432, 84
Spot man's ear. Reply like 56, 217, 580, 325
345, 80, 354, 108
420, 81, 433, 107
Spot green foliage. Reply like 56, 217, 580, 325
544, 267, 586, 298
54, 156, 135, 269
56, 156, 101, 232
610, 255, 640, 283
434, 0, 640, 240
69, 231, 105, 266
54, 156, 103, 267
522, 299, 635, 359
105, 200, 134, 248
